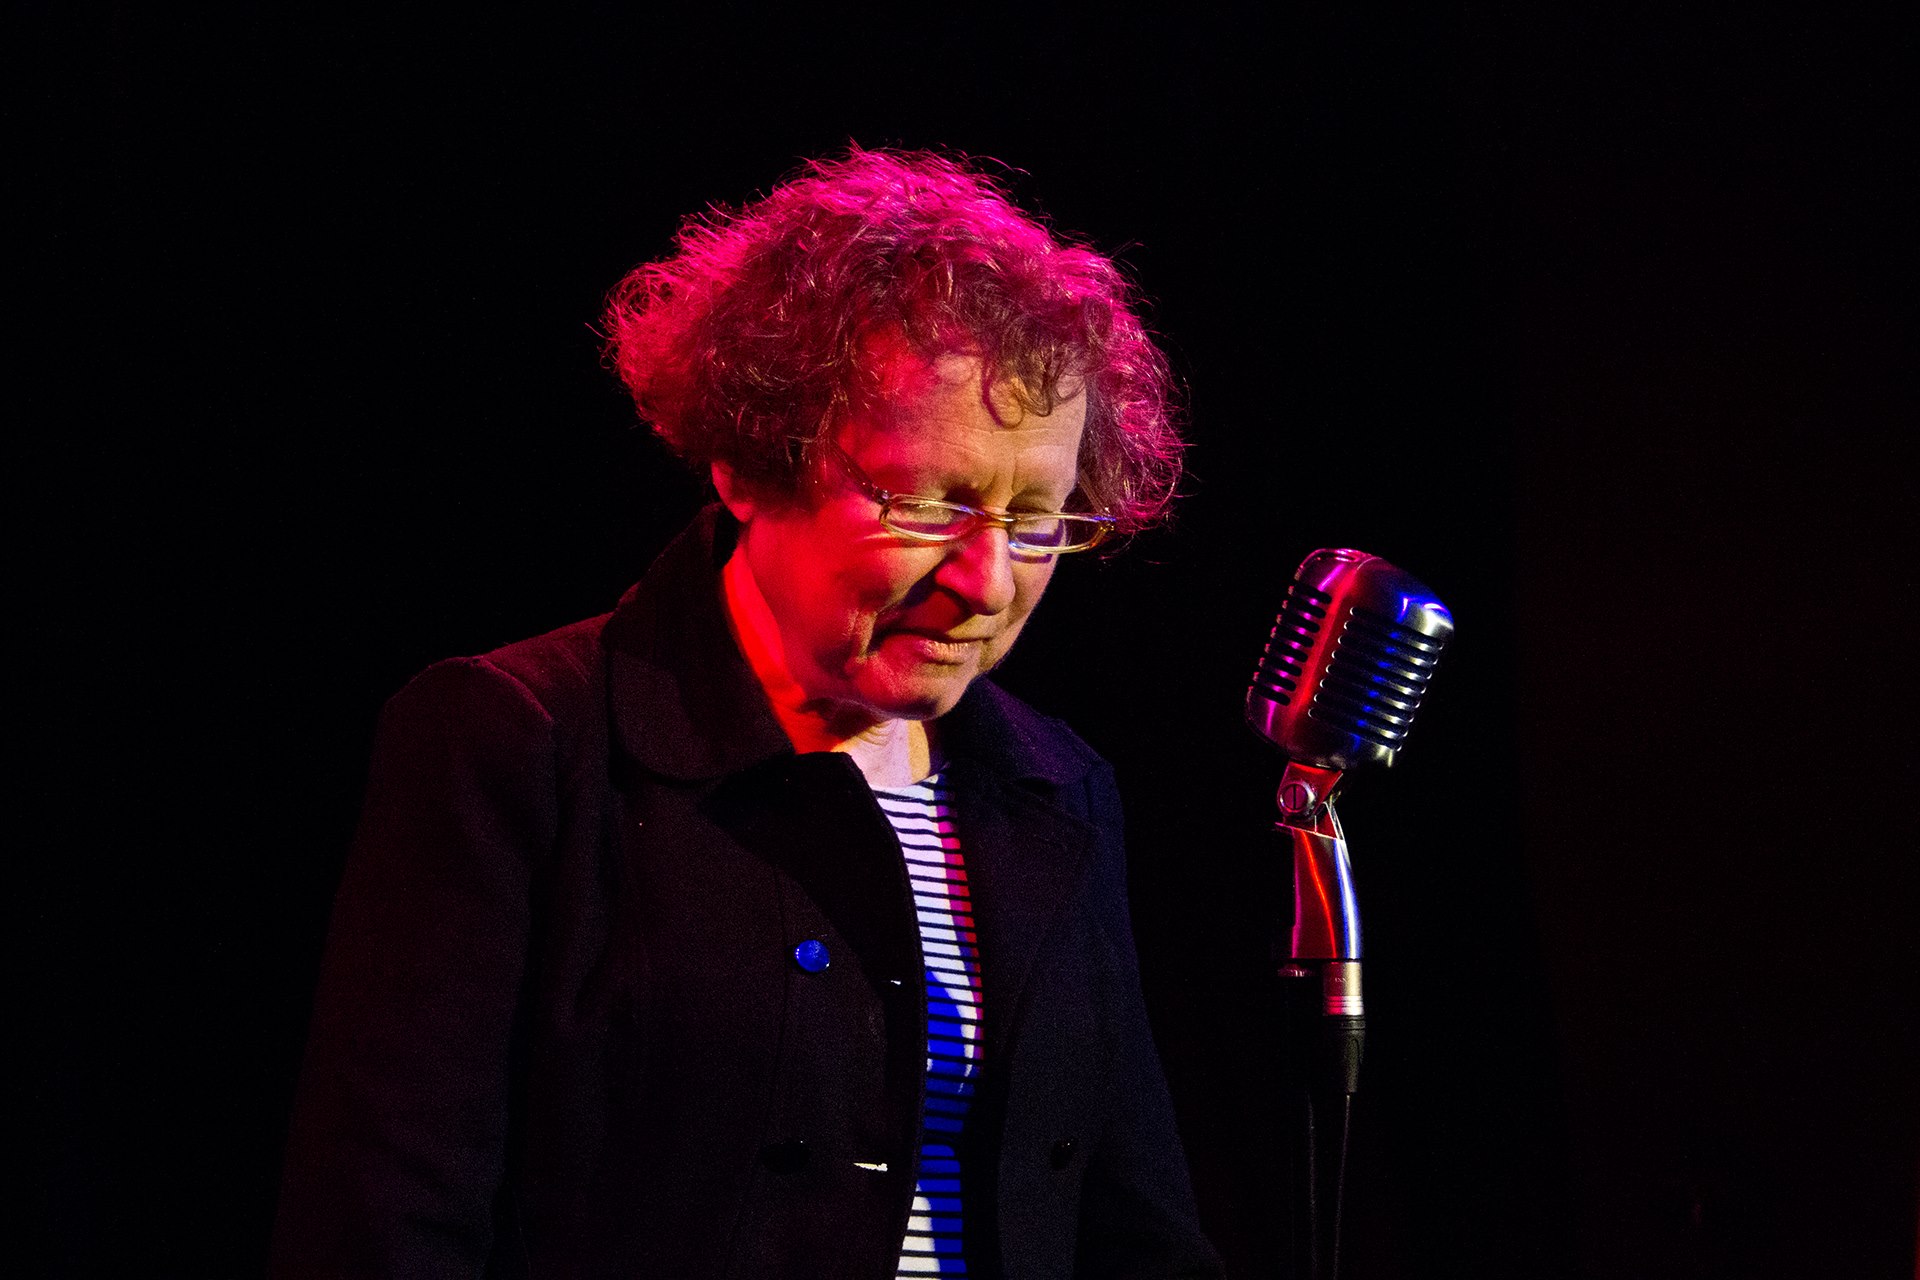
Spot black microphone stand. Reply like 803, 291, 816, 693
1272, 759, 1364, 1280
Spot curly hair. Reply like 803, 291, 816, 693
602, 147, 1182, 531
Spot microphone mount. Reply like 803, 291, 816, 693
1274, 761, 1363, 1019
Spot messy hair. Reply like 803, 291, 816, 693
602, 147, 1182, 531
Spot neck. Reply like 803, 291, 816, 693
721, 544, 935, 788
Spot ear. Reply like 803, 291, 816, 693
711, 462, 757, 524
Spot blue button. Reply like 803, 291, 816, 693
793, 939, 831, 973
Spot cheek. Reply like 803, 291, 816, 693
994, 563, 1058, 638
825, 552, 937, 650
862, 548, 949, 609
1014, 561, 1059, 613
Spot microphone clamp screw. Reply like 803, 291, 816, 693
1278, 779, 1319, 815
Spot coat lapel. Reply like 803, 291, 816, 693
938, 682, 1105, 1068
946, 761, 1097, 1071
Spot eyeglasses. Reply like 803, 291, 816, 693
821, 439, 1115, 555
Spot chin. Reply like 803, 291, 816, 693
861, 672, 974, 723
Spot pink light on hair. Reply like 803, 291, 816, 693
602, 147, 1183, 531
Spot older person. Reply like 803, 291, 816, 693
273, 149, 1221, 1278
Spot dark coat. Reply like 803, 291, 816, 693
272, 508, 1221, 1279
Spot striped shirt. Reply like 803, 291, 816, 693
875, 774, 980, 1277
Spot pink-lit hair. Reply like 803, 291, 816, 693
602, 147, 1182, 531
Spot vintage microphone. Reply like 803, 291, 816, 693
1246, 548, 1454, 1280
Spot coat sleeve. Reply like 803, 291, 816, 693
271, 657, 556, 1278
1075, 764, 1226, 1280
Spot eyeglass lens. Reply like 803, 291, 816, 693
883, 499, 1103, 550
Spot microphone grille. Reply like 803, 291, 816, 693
1250, 579, 1334, 707
1317, 606, 1446, 750
1247, 548, 1454, 771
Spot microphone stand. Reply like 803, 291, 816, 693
1273, 760, 1364, 1280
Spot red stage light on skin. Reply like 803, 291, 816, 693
716, 344, 1086, 755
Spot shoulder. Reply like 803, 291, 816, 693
378, 612, 613, 749
476, 613, 612, 721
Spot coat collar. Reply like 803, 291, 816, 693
602, 504, 1100, 793
603, 505, 793, 782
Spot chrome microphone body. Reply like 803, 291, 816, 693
1248, 549, 1454, 1028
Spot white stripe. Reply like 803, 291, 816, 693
901, 848, 962, 865
910, 1194, 965, 1213
883, 816, 956, 834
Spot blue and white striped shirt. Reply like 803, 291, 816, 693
874, 774, 980, 1277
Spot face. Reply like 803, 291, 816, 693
721, 349, 1087, 730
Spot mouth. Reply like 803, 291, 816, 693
885, 629, 996, 665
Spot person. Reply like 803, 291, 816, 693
272, 148, 1223, 1278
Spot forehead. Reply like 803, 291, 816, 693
874, 350, 1018, 426
849, 347, 1086, 491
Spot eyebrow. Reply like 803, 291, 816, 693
831, 435, 1080, 513
900, 476, 1076, 514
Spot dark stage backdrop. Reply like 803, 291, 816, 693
24, 6, 1914, 1277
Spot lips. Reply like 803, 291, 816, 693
890, 624, 999, 644
885, 628, 996, 664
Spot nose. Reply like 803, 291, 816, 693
935, 524, 1019, 617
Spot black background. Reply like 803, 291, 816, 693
23, 4, 1915, 1276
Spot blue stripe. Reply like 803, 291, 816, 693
927, 1001, 977, 1023
901, 1236, 966, 1255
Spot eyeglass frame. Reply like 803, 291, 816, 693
817, 435, 1121, 556
818, 437, 1116, 555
